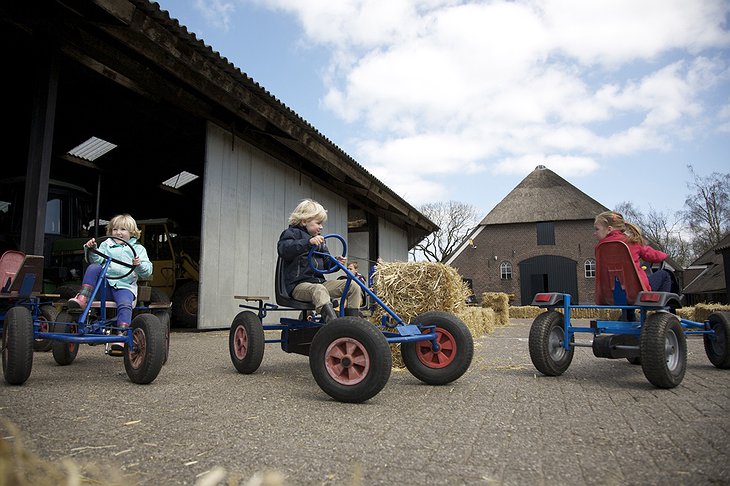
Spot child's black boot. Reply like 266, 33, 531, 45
319, 303, 338, 323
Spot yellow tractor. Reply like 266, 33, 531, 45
138, 219, 200, 328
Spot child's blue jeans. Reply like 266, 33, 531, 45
82, 263, 135, 324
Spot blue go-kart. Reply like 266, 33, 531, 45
528, 240, 730, 388
2, 236, 168, 386
229, 234, 474, 403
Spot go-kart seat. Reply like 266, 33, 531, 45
0, 250, 25, 293
274, 257, 315, 310
595, 240, 649, 305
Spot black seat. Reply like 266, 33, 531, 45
275, 257, 315, 310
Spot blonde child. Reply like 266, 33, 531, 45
277, 199, 361, 322
593, 211, 671, 291
68, 214, 153, 344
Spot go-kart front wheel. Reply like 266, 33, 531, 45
309, 317, 391, 403
704, 312, 730, 369
51, 311, 79, 366
2, 306, 34, 385
124, 314, 165, 384
641, 312, 686, 388
529, 310, 574, 376
229, 311, 265, 374
401, 311, 474, 385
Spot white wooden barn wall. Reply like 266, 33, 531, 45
378, 218, 408, 262
198, 122, 348, 329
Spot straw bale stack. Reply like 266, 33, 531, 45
508, 306, 542, 319
370, 261, 470, 323
481, 292, 510, 327
692, 303, 730, 323
457, 306, 496, 335
369, 261, 480, 368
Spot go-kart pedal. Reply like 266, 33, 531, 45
106, 342, 125, 357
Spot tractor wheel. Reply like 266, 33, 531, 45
401, 311, 474, 385
229, 311, 265, 374
2, 306, 34, 385
309, 317, 391, 403
51, 311, 79, 366
124, 313, 165, 384
172, 281, 198, 328
704, 312, 730, 369
529, 310, 574, 376
641, 312, 686, 388
33, 305, 57, 352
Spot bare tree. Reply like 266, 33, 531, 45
411, 201, 479, 262
615, 201, 692, 267
681, 165, 730, 256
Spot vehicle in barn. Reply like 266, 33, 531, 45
229, 234, 474, 403
528, 239, 730, 388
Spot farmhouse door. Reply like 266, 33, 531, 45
520, 255, 578, 304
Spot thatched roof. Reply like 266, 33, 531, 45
480, 165, 608, 225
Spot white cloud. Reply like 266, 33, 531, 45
493, 155, 599, 177
245, 0, 729, 204
195, 0, 236, 32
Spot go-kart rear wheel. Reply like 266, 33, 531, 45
229, 311, 265, 374
704, 312, 730, 369
401, 311, 474, 385
309, 317, 391, 403
2, 306, 34, 385
529, 310, 574, 376
124, 313, 165, 384
51, 311, 79, 366
33, 305, 57, 352
641, 312, 686, 388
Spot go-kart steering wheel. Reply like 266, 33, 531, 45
308, 234, 347, 274
85, 235, 138, 280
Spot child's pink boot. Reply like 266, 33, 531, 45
67, 284, 93, 310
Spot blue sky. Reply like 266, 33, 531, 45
155, 0, 730, 224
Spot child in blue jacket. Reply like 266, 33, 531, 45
68, 214, 153, 338
277, 199, 361, 322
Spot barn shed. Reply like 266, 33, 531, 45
0, 1, 436, 329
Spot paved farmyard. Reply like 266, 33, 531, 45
2, 318, 728, 485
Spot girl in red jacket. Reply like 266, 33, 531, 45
593, 211, 672, 291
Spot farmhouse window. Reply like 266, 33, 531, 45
584, 259, 596, 278
536, 222, 555, 245
500, 261, 513, 280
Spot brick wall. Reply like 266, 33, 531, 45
451, 220, 599, 305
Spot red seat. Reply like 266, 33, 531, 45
0, 250, 27, 293
595, 240, 648, 305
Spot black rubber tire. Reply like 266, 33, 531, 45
124, 313, 165, 384
309, 317, 391, 403
150, 288, 172, 365
641, 312, 686, 388
528, 310, 574, 376
626, 356, 642, 365
51, 311, 79, 366
2, 306, 34, 385
56, 284, 80, 300
33, 305, 57, 352
401, 311, 474, 385
229, 311, 265, 374
704, 312, 730, 369
172, 281, 198, 328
